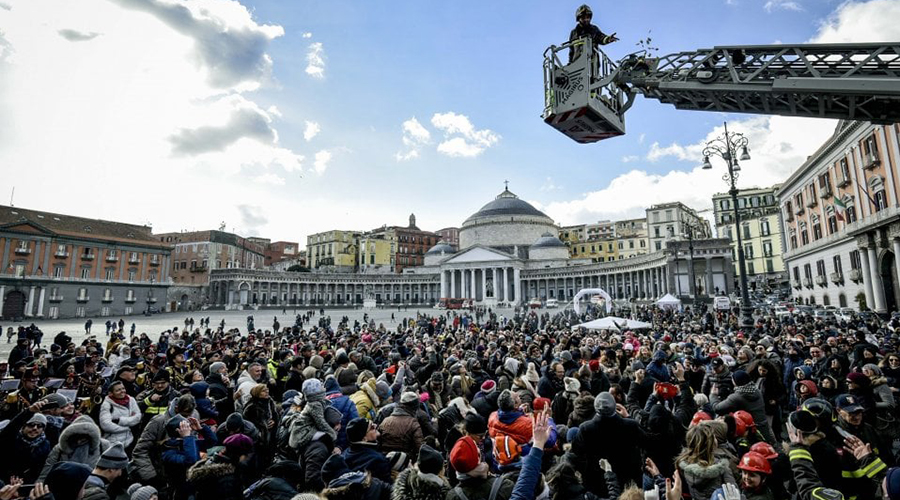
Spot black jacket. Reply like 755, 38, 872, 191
570, 413, 649, 493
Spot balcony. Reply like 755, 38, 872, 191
829, 271, 844, 284
815, 275, 827, 287
806, 197, 818, 208
820, 187, 833, 199
76, 295, 90, 303
189, 265, 208, 273
54, 251, 69, 258
849, 268, 863, 282
125, 296, 136, 303
128, 256, 140, 264
803, 277, 813, 288
81, 253, 95, 261
106, 255, 119, 263
14, 246, 31, 255
795, 206, 805, 215
102, 295, 114, 303
837, 176, 851, 188
48, 295, 64, 302
863, 153, 881, 170
149, 258, 160, 267
147, 297, 157, 303
792, 279, 803, 289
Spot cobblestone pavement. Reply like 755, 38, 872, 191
0, 305, 521, 357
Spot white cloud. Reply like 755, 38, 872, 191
430, 112, 500, 158
313, 149, 332, 174
301, 32, 312, 38
236, 204, 267, 236
540, 177, 562, 192
303, 121, 320, 141
764, 0, 802, 12
810, 0, 900, 42
57, 29, 100, 42
253, 173, 285, 186
647, 141, 701, 162
395, 117, 431, 161
305, 42, 325, 78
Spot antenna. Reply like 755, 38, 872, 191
9, 187, 14, 206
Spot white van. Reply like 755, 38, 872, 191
713, 296, 732, 311
546, 298, 559, 308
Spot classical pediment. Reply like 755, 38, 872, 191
0, 221, 55, 236
443, 246, 515, 264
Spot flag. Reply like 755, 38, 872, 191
834, 197, 846, 221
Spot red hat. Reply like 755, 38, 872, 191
533, 397, 551, 412
750, 442, 779, 460
588, 359, 600, 372
450, 436, 481, 473
481, 380, 496, 394
223, 433, 254, 456
738, 451, 772, 474
690, 411, 712, 427
732, 410, 755, 437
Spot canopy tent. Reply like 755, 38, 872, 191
656, 293, 682, 310
572, 288, 613, 315
573, 316, 653, 330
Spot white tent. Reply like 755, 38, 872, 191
656, 293, 682, 310
573, 316, 653, 330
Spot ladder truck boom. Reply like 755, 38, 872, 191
543, 40, 900, 143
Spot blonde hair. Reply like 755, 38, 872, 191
618, 486, 644, 500
676, 424, 719, 467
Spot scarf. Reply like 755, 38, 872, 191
16, 432, 48, 452
735, 383, 758, 396
111, 395, 131, 407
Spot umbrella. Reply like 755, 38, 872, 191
573, 316, 652, 330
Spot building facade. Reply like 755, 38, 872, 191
780, 121, 900, 312
615, 218, 649, 259
436, 227, 460, 249
358, 232, 396, 273
155, 230, 266, 286
387, 214, 440, 274
712, 185, 787, 290
0, 205, 171, 319
647, 202, 712, 253
265, 241, 300, 268
307, 230, 361, 272
210, 188, 733, 309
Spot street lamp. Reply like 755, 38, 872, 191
702, 122, 754, 329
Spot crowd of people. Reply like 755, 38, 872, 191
0, 303, 898, 500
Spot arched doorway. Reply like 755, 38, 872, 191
2, 291, 26, 320
880, 251, 899, 312
180, 294, 189, 311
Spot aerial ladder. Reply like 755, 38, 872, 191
543, 39, 900, 143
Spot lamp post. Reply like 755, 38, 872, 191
702, 122, 754, 329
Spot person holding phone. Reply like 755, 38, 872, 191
0, 401, 51, 484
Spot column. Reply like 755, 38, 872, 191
440, 271, 447, 298
0, 285, 4, 312
513, 268, 522, 305
867, 244, 886, 312
705, 258, 714, 297
859, 247, 875, 312
37, 287, 46, 317
491, 268, 498, 299
469, 269, 476, 300
480, 268, 487, 302
25, 286, 36, 317
450, 270, 457, 298
893, 238, 900, 301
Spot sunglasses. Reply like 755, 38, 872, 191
25, 423, 45, 429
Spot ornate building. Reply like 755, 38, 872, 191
209, 187, 734, 308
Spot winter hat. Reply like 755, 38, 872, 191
503, 357, 520, 376
623, 343, 635, 351
346, 417, 369, 443
497, 389, 516, 412
560, 351, 573, 363
302, 378, 325, 398
846, 372, 871, 387
39, 393, 69, 409
336, 366, 357, 388
417, 444, 443, 475
45, 462, 91, 500
224, 433, 254, 456
788, 410, 819, 434
594, 392, 616, 417
225, 413, 245, 432
97, 442, 129, 469
375, 380, 392, 400
533, 397, 551, 412
324, 406, 343, 428
321, 454, 351, 484
464, 413, 488, 435
27, 413, 47, 427
400, 391, 419, 404
250, 384, 268, 399
732, 370, 751, 387
450, 436, 481, 474
302, 366, 317, 380
480, 380, 496, 393
127, 484, 158, 500
208, 361, 226, 374
631, 360, 645, 371
525, 363, 540, 383
885, 467, 900, 500
309, 355, 324, 370
863, 363, 883, 377
564, 377, 581, 394
588, 359, 600, 372
387, 451, 410, 472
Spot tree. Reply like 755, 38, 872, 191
287, 265, 310, 273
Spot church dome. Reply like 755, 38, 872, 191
458, 185, 558, 251
530, 232, 567, 248
425, 241, 456, 255
463, 187, 552, 226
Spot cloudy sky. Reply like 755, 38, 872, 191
1, 0, 899, 246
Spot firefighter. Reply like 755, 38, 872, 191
737, 451, 775, 500
568, 4, 618, 63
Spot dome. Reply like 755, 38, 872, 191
425, 241, 456, 255
530, 232, 567, 248
463, 187, 551, 225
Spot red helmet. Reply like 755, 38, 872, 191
732, 411, 755, 437
690, 411, 712, 427
750, 442, 779, 460
738, 451, 772, 474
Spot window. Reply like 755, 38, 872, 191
827, 215, 838, 234
760, 218, 770, 236
81, 268, 90, 279
819, 172, 832, 197
747, 261, 755, 275
816, 260, 827, 277
744, 244, 754, 259
813, 223, 822, 241
850, 250, 861, 270
785, 201, 794, 221
640, 240, 645, 248
763, 240, 773, 257
665, 210, 673, 221
838, 158, 851, 185
766, 259, 774, 273
795, 193, 804, 213
654, 227, 660, 237
56, 244, 66, 256
793, 267, 800, 281
629, 241, 634, 249
53, 266, 63, 278
655, 241, 661, 251
128, 270, 136, 282
75, 306, 85, 318
833, 255, 843, 275
804, 264, 813, 281
807, 183, 817, 205
743, 224, 751, 239
864, 135, 879, 157
105, 269, 114, 280
77, 287, 88, 299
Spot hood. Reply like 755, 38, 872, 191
189, 382, 210, 399
798, 380, 818, 396
795, 365, 813, 379
324, 376, 341, 394
679, 459, 730, 481
59, 415, 102, 453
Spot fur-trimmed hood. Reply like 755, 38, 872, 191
59, 415, 103, 454
679, 459, 730, 481
391, 468, 449, 500
187, 456, 236, 482
361, 379, 380, 408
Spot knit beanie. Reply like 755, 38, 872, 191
208, 361, 226, 374
321, 454, 351, 484
127, 484, 158, 500
594, 392, 616, 417
564, 377, 581, 394
97, 442, 129, 470
302, 366, 317, 380
400, 391, 419, 404
346, 417, 369, 443
27, 413, 48, 427
732, 370, 751, 387
525, 363, 540, 383
480, 380, 496, 393
324, 406, 342, 428
885, 467, 900, 500
464, 413, 487, 435
45, 462, 91, 500
302, 378, 325, 398
387, 451, 410, 472
497, 389, 516, 412
449, 436, 481, 474
225, 413, 245, 432
417, 444, 443, 475
375, 380, 392, 400
223, 433, 254, 456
